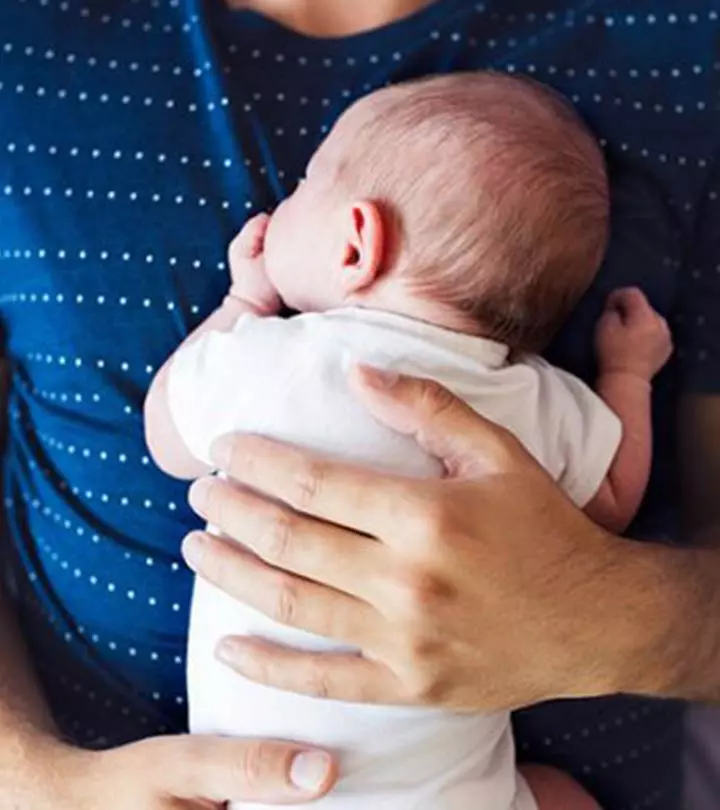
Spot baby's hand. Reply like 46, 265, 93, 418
227, 214, 281, 314
595, 287, 673, 381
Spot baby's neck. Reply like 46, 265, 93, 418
345, 287, 486, 338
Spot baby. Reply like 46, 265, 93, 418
145, 73, 672, 810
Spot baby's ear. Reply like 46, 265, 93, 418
339, 201, 385, 294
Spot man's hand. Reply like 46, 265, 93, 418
183, 368, 699, 712
227, 214, 281, 315
595, 287, 673, 381
23, 734, 335, 809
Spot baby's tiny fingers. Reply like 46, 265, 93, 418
606, 286, 647, 315
655, 315, 673, 342
230, 214, 271, 259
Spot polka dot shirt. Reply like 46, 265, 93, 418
0, 2, 718, 809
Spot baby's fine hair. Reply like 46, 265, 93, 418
338, 72, 609, 352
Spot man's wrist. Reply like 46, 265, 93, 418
601, 540, 720, 701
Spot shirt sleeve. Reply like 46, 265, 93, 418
166, 313, 283, 466
677, 157, 720, 394
550, 367, 623, 508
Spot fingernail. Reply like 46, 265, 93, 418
215, 637, 242, 664
290, 751, 333, 792
358, 365, 398, 389
188, 478, 212, 515
181, 532, 206, 569
210, 436, 233, 469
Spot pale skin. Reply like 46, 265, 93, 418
0, 2, 716, 809
144, 193, 668, 808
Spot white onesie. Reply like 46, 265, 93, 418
167, 307, 622, 810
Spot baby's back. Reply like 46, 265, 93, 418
170, 307, 615, 505
170, 307, 617, 809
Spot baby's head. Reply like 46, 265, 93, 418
263, 71, 609, 352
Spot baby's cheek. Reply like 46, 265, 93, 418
262, 220, 286, 273
265, 246, 297, 303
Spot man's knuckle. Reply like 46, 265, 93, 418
270, 574, 299, 626
397, 568, 447, 616
238, 741, 274, 789
421, 379, 457, 420
409, 636, 444, 664
302, 662, 332, 699
292, 458, 325, 512
403, 668, 443, 704
262, 508, 295, 565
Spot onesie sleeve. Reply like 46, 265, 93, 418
550, 367, 623, 508
166, 313, 279, 466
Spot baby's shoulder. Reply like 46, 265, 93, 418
515, 353, 586, 388
227, 310, 336, 352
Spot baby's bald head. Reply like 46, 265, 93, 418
329, 72, 609, 351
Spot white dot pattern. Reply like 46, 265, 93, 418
0, 1, 717, 804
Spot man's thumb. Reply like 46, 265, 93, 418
350, 365, 515, 476
140, 735, 336, 804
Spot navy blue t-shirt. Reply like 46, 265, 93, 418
1, 2, 719, 808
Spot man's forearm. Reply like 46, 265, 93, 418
0, 348, 59, 798
613, 538, 720, 703
0, 581, 58, 800
635, 394, 720, 701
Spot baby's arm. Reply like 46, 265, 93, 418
584, 288, 673, 533
587, 373, 653, 533
145, 215, 279, 479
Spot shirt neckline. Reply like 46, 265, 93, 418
215, 0, 474, 57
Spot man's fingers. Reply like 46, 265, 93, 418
136, 734, 336, 803
349, 365, 522, 478
215, 639, 403, 705
187, 477, 390, 603
206, 433, 413, 537
182, 530, 379, 647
